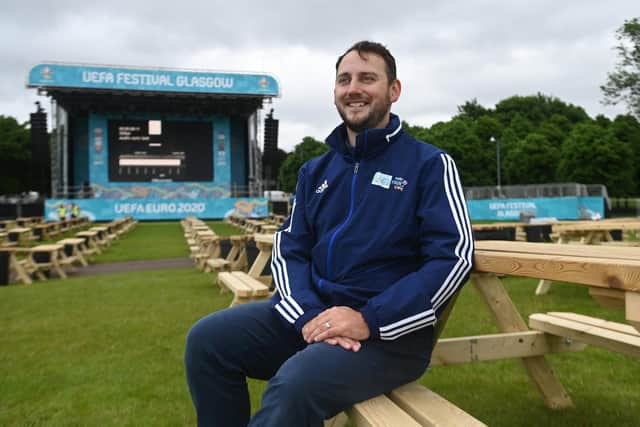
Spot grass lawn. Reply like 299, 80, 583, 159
1, 221, 639, 426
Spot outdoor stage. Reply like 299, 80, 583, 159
27, 62, 279, 220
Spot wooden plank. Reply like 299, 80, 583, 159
324, 412, 348, 427
231, 272, 270, 296
553, 222, 640, 232
430, 331, 585, 365
626, 292, 640, 331
529, 313, 640, 358
545, 312, 640, 336
389, 382, 486, 427
471, 273, 573, 409
475, 240, 640, 261
217, 272, 253, 297
346, 394, 421, 427
588, 288, 625, 310
474, 250, 640, 291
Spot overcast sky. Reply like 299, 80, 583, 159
0, 1, 636, 151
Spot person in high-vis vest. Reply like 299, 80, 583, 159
70, 203, 80, 219
57, 204, 67, 221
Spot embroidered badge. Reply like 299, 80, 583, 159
371, 172, 392, 189
316, 179, 328, 193
391, 176, 408, 192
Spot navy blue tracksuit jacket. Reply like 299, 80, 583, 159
270, 113, 474, 341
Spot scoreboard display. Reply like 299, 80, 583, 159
108, 120, 213, 182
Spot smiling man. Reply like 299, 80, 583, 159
185, 41, 474, 427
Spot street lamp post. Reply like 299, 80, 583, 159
490, 136, 501, 190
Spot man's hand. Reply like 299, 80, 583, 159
301, 306, 370, 349
324, 336, 362, 352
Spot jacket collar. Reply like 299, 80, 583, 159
325, 113, 403, 160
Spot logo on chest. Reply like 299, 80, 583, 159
371, 172, 408, 192
315, 179, 329, 193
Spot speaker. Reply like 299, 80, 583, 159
30, 103, 50, 196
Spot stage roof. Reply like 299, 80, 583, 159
27, 62, 280, 98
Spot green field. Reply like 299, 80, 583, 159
1, 221, 638, 426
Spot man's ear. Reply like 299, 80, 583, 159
390, 79, 401, 103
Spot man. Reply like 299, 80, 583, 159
185, 41, 474, 427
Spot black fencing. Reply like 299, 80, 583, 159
0, 198, 45, 220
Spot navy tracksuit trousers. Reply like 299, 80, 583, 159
185, 300, 434, 427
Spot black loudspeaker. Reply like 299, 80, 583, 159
30, 103, 50, 196
262, 110, 280, 181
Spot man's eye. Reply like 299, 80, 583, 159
337, 77, 350, 85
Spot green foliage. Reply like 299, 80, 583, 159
601, 17, 640, 119
426, 118, 495, 186
278, 136, 329, 193
557, 123, 635, 196
456, 98, 490, 120
495, 94, 589, 126
0, 115, 31, 194
401, 93, 639, 194
503, 133, 560, 184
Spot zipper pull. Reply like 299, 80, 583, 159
354, 162, 360, 174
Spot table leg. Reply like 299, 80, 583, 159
472, 273, 573, 409
626, 292, 640, 331
9, 253, 32, 284
52, 253, 67, 279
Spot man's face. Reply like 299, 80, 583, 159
334, 50, 400, 134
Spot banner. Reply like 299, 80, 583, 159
467, 196, 604, 221
28, 63, 279, 97
45, 198, 268, 221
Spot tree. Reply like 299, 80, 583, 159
503, 133, 560, 184
0, 115, 31, 195
277, 137, 329, 193
601, 17, 640, 119
456, 98, 489, 120
495, 94, 589, 126
610, 114, 640, 193
557, 123, 635, 196
427, 118, 494, 186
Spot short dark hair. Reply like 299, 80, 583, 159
335, 41, 397, 82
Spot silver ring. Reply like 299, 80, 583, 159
325, 321, 331, 329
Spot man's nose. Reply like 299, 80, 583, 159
346, 79, 363, 94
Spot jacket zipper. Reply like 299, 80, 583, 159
325, 160, 360, 278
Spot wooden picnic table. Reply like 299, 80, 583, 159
7, 227, 33, 246
550, 220, 640, 244
0, 247, 36, 284
30, 244, 67, 279
16, 216, 44, 227
57, 238, 89, 267
0, 219, 17, 231
32, 222, 58, 240
339, 240, 640, 426
76, 230, 102, 255
89, 226, 112, 247
535, 219, 640, 294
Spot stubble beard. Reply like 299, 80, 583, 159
337, 98, 392, 134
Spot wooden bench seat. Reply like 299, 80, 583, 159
206, 258, 231, 271
529, 312, 640, 358
343, 382, 487, 426
217, 271, 270, 306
